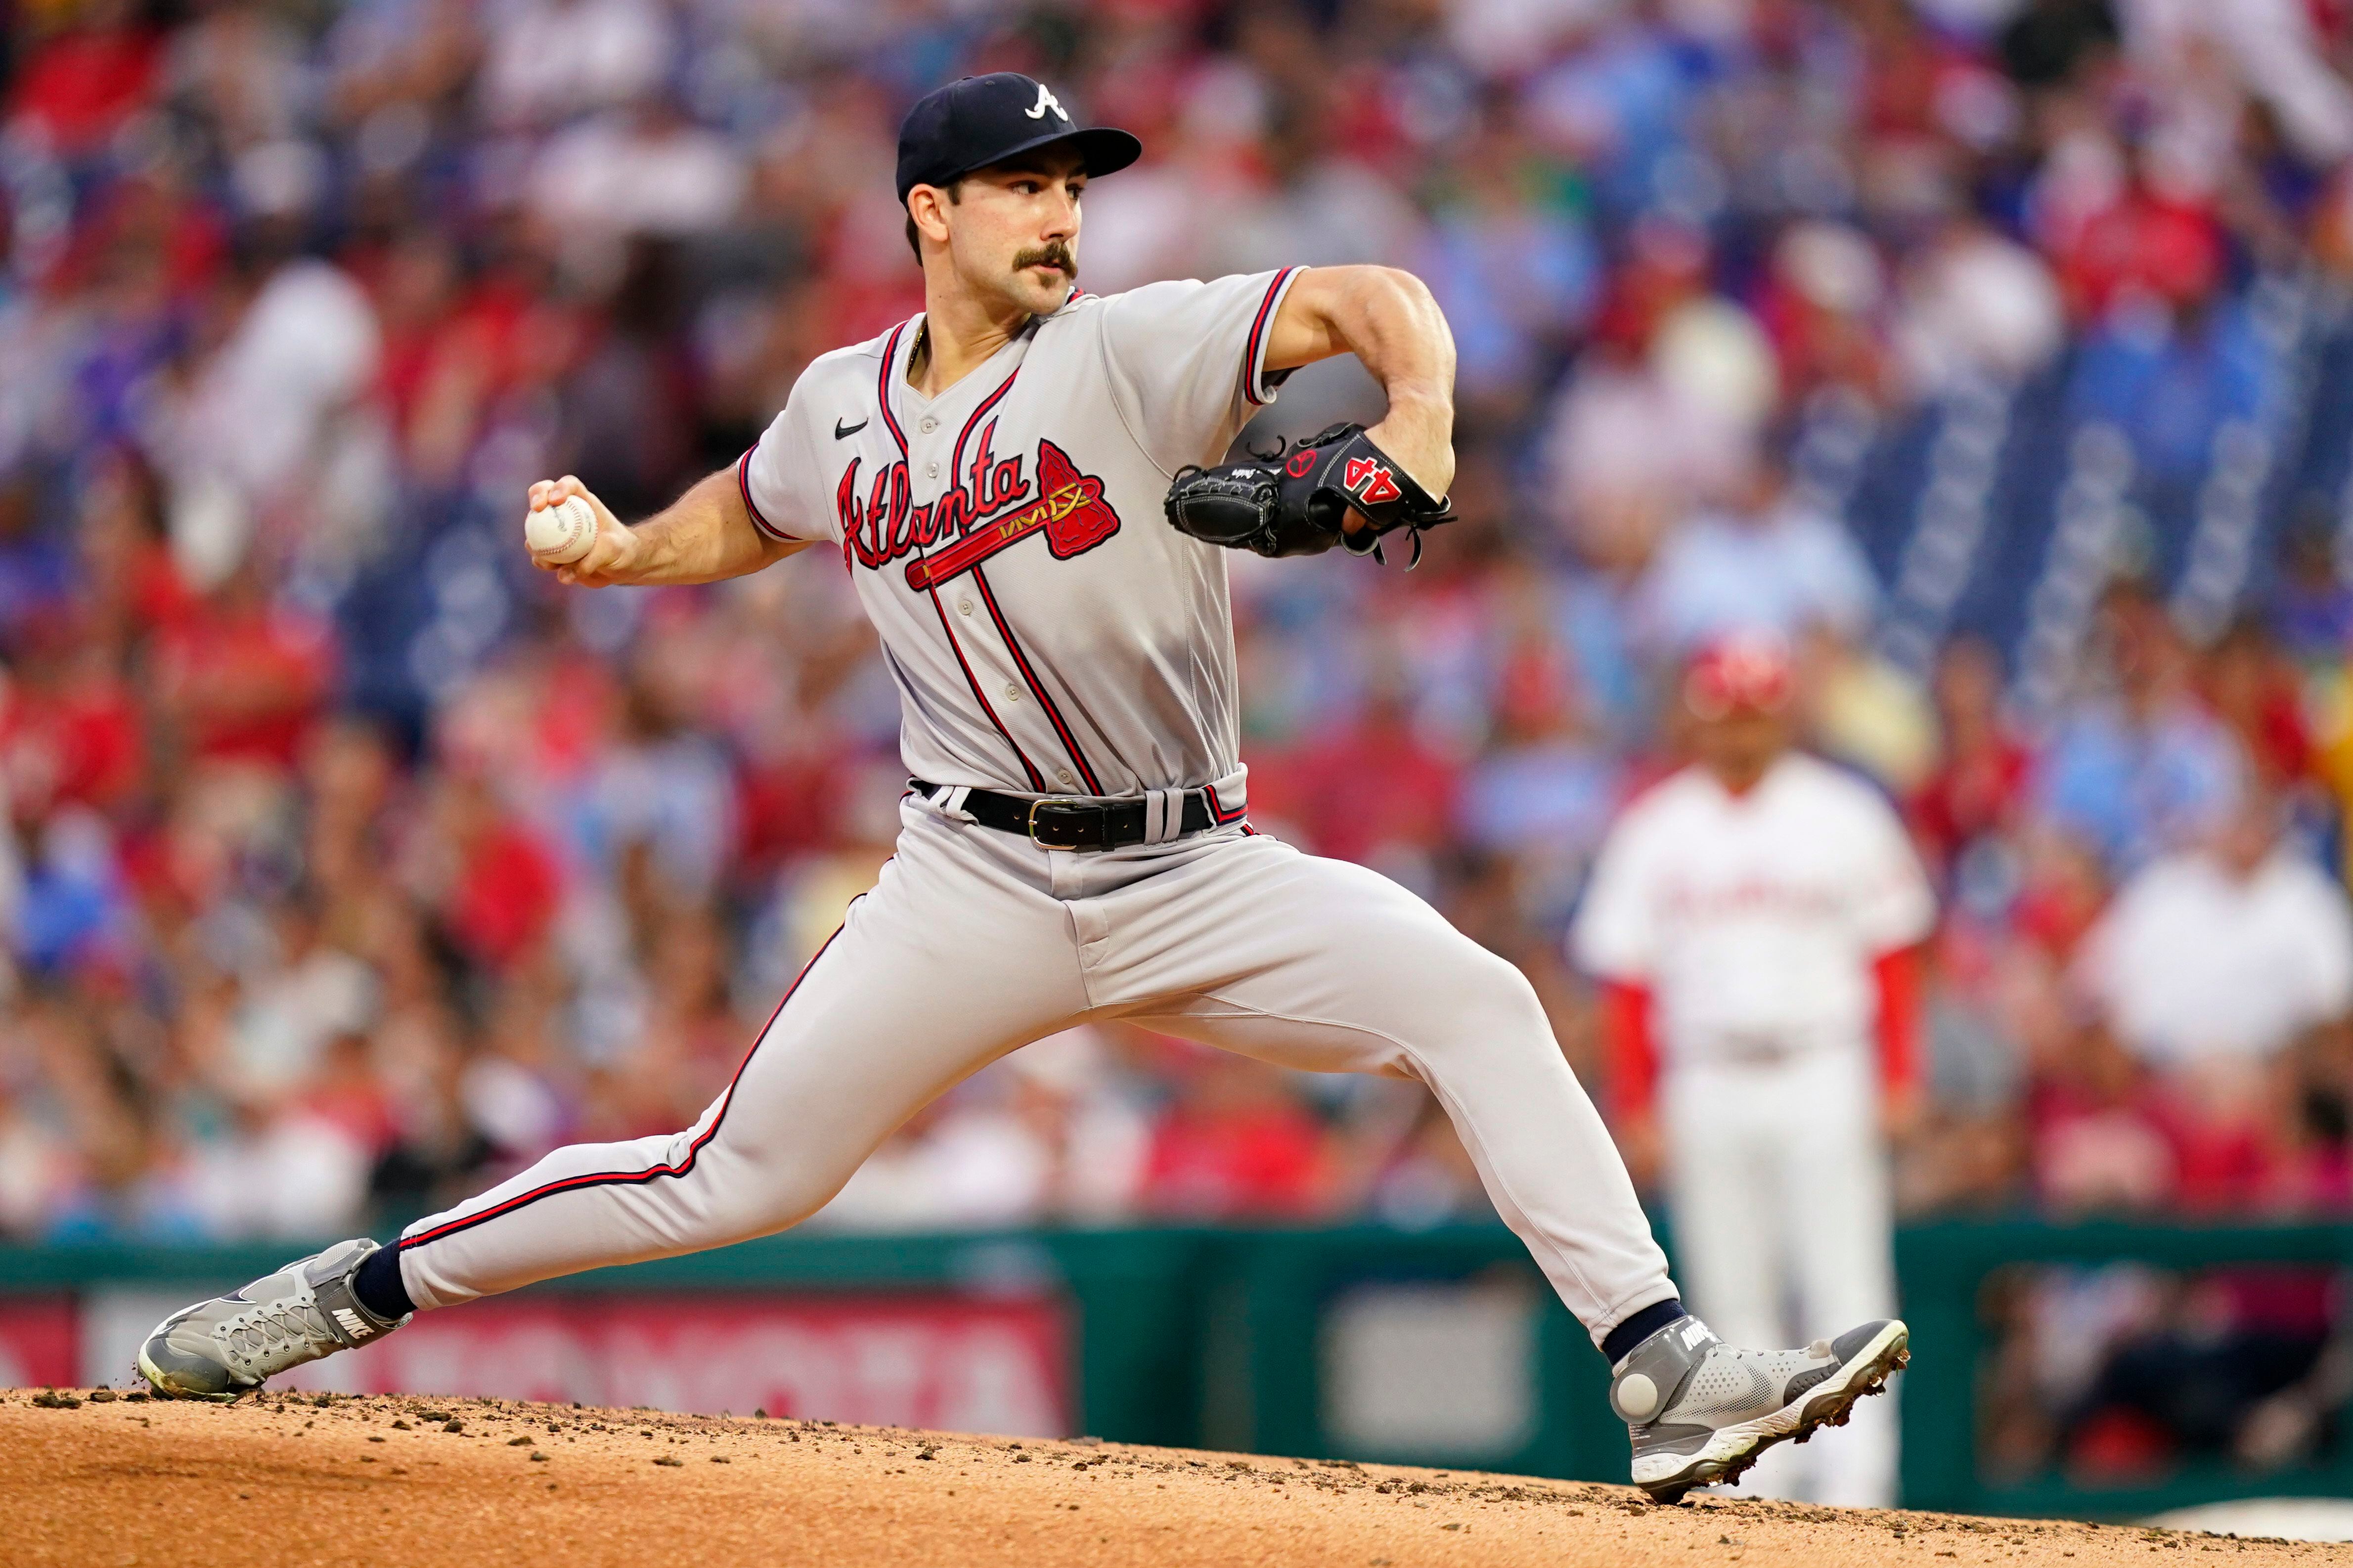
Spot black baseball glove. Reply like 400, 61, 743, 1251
1164, 423, 1455, 565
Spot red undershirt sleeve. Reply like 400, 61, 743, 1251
1872, 945, 1922, 1096
1600, 979, 1657, 1121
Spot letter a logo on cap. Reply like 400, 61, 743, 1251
1025, 83, 1068, 122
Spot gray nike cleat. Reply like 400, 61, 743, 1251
135, 1238, 409, 1401
1611, 1314, 1909, 1504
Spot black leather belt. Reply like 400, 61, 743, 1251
910, 780, 1222, 850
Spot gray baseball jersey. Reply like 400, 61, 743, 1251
738, 267, 1305, 804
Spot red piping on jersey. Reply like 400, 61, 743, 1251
971, 564, 1104, 794
954, 366, 1020, 468
397, 922, 850, 1254
737, 446, 798, 540
876, 320, 912, 456
1241, 267, 1300, 408
880, 322, 1049, 792
1204, 781, 1246, 825
925, 584, 1048, 791
937, 363, 1108, 796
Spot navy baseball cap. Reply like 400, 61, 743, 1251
895, 73, 1142, 205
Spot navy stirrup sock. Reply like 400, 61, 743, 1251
354, 1243, 416, 1321
1602, 1298, 1687, 1368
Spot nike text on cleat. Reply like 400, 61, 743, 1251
1612, 1316, 1910, 1504
135, 1238, 410, 1401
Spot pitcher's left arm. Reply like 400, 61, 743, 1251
1263, 266, 1457, 503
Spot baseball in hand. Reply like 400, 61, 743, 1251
526, 493, 599, 564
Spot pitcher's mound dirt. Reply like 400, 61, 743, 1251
1, 1390, 2329, 1567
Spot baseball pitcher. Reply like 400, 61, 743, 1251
136, 73, 1906, 1502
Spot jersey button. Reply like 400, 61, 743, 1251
919, 417, 938, 434
1004, 685, 1021, 701
1057, 770, 1075, 786
957, 599, 973, 615
926, 461, 940, 478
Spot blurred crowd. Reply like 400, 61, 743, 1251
1980, 1260, 2353, 1481
10, 0, 2353, 1244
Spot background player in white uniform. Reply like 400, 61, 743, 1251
1574, 631, 1936, 1504
136, 72, 1907, 1502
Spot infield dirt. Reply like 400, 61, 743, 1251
2, 1389, 2335, 1567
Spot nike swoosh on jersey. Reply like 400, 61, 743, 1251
835, 417, 868, 440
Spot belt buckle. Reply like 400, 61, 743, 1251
1026, 797, 1097, 849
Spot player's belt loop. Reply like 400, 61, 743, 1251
916, 782, 977, 824
1142, 787, 1180, 845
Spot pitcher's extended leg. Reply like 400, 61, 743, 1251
1099, 835, 1675, 1345
398, 819, 1089, 1306
1092, 829, 1907, 1502
137, 809, 1089, 1396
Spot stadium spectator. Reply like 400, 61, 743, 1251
2037, 585, 2246, 871
2068, 790, 2353, 1210
2075, 793, 2353, 1078
1911, 636, 2032, 879
1140, 1049, 1333, 1223
1633, 457, 1882, 655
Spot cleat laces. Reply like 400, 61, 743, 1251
227, 1305, 328, 1367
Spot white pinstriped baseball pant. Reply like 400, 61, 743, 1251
393, 797, 1678, 1348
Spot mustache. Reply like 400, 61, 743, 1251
1012, 242, 1075, 276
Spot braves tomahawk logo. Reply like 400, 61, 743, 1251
834, 430, 1121, 589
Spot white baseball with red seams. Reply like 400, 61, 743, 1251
524, 493, 598, 564
387, 269, 1681, 1369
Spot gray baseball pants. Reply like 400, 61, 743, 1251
394, 799, 1678, 1348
